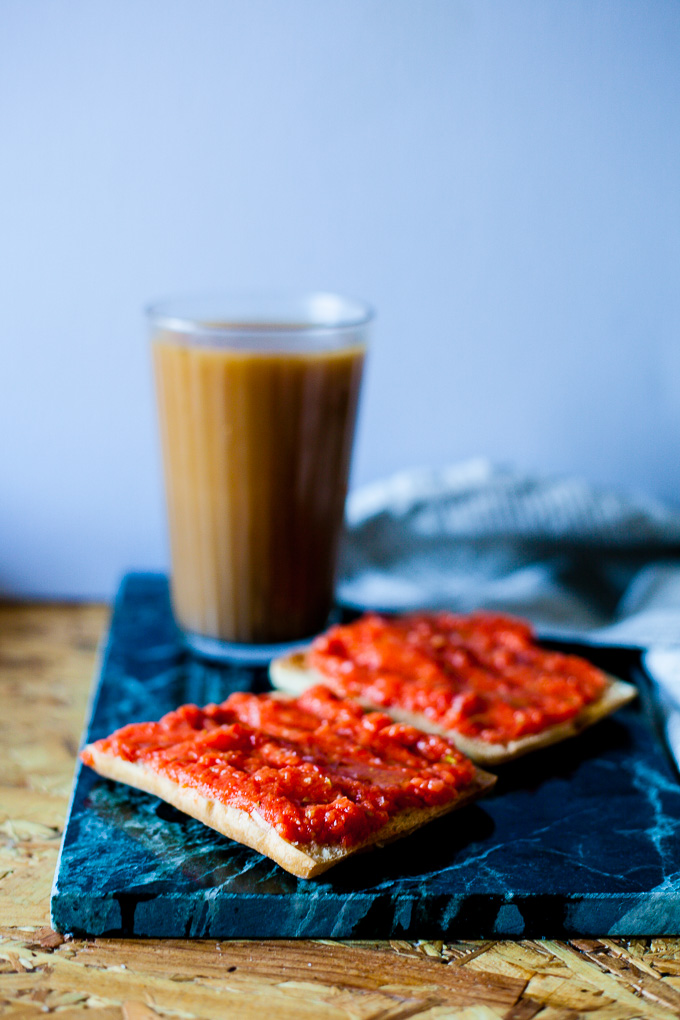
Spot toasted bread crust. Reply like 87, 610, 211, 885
269, 652, 637, 765
83, 746, 496, 879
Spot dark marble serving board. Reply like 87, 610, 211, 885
51, 573, 680, 938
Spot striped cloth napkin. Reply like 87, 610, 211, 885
338, 460, 680, 765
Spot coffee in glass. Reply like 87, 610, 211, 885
148, 292, 371, 660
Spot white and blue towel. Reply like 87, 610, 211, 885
339, 460, 680, 763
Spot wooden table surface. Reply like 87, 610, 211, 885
2, 604, 680, 1019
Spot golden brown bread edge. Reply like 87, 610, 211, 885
268, 651, 638, 765
82, 747, 496, 879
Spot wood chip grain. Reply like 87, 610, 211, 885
1, 602, 680, 1019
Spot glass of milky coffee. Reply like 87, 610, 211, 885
147, 292, 372, 662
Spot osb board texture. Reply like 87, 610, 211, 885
2, 603, 680, 1017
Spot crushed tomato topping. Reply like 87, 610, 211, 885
308, 612, 608, 744
81, 686, 476, 848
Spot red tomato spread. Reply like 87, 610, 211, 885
81, 686, 476, 848
309, 612, 608, 744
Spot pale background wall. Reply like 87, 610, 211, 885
2, 0, 679, 598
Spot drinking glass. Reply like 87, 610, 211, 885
148, 291, 372, 661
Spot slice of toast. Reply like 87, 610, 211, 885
82, 697, 497, 881
269, 650, 637, 766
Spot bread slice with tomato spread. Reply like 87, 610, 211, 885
268, 612, 638, 767
80, 687, 496, 879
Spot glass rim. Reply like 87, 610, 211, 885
146, 290, 374, 336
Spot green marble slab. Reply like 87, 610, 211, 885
51, 573, 680, 937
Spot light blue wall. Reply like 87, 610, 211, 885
2, 0, 679, 597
